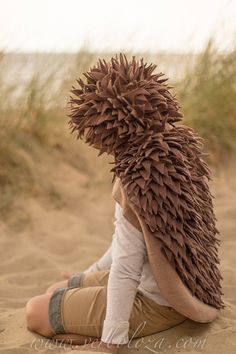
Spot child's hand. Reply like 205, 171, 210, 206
60, 271, 71, 280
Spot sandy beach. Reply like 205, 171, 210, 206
0, 155, 235, 354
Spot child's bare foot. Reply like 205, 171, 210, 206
45, 271, 72, 294
60, 271, 71, 280
45, 279, 69, 294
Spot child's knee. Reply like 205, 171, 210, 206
25, 294, 55, 337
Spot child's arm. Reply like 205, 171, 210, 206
100, 203, 146, 345
83, 202, 120, 274
83, 243, 112, 273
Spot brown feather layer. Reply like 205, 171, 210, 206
68, 53, 225, 309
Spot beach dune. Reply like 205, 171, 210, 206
0, 159, 235, 354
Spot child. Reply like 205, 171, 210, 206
25, 53, 224, 353
25, 198, 187, 353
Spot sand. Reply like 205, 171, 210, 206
0, 158, 235, 354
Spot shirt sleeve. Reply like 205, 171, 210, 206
83, 203, 120, 273
83, 244, 112, 273
101, 202, 146, 345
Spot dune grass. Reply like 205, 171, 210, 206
0, 49, 111, 214
0, 41, 235, 214
177, 39, 236, 164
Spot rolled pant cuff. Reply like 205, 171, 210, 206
48, 288, 66, 335
67, 272, 84, 288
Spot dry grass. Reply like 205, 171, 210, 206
0, 40, 235, 213
177, 39, 236, 165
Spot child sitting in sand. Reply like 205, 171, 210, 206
25, 53, 223, 353
25, 199, 187, 353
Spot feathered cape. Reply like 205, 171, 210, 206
67, 53, 224, 314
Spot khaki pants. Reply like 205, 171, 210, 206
48, 270, 187, 339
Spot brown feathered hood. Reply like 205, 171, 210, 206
67, 53, 225, 320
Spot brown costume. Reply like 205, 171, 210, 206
68, 53, 225, 322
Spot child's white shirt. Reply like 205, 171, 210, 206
84, 202, 170, 345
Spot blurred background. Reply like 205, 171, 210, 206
0, 1, 236, 353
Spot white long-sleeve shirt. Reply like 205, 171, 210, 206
84, 202, 170, 345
